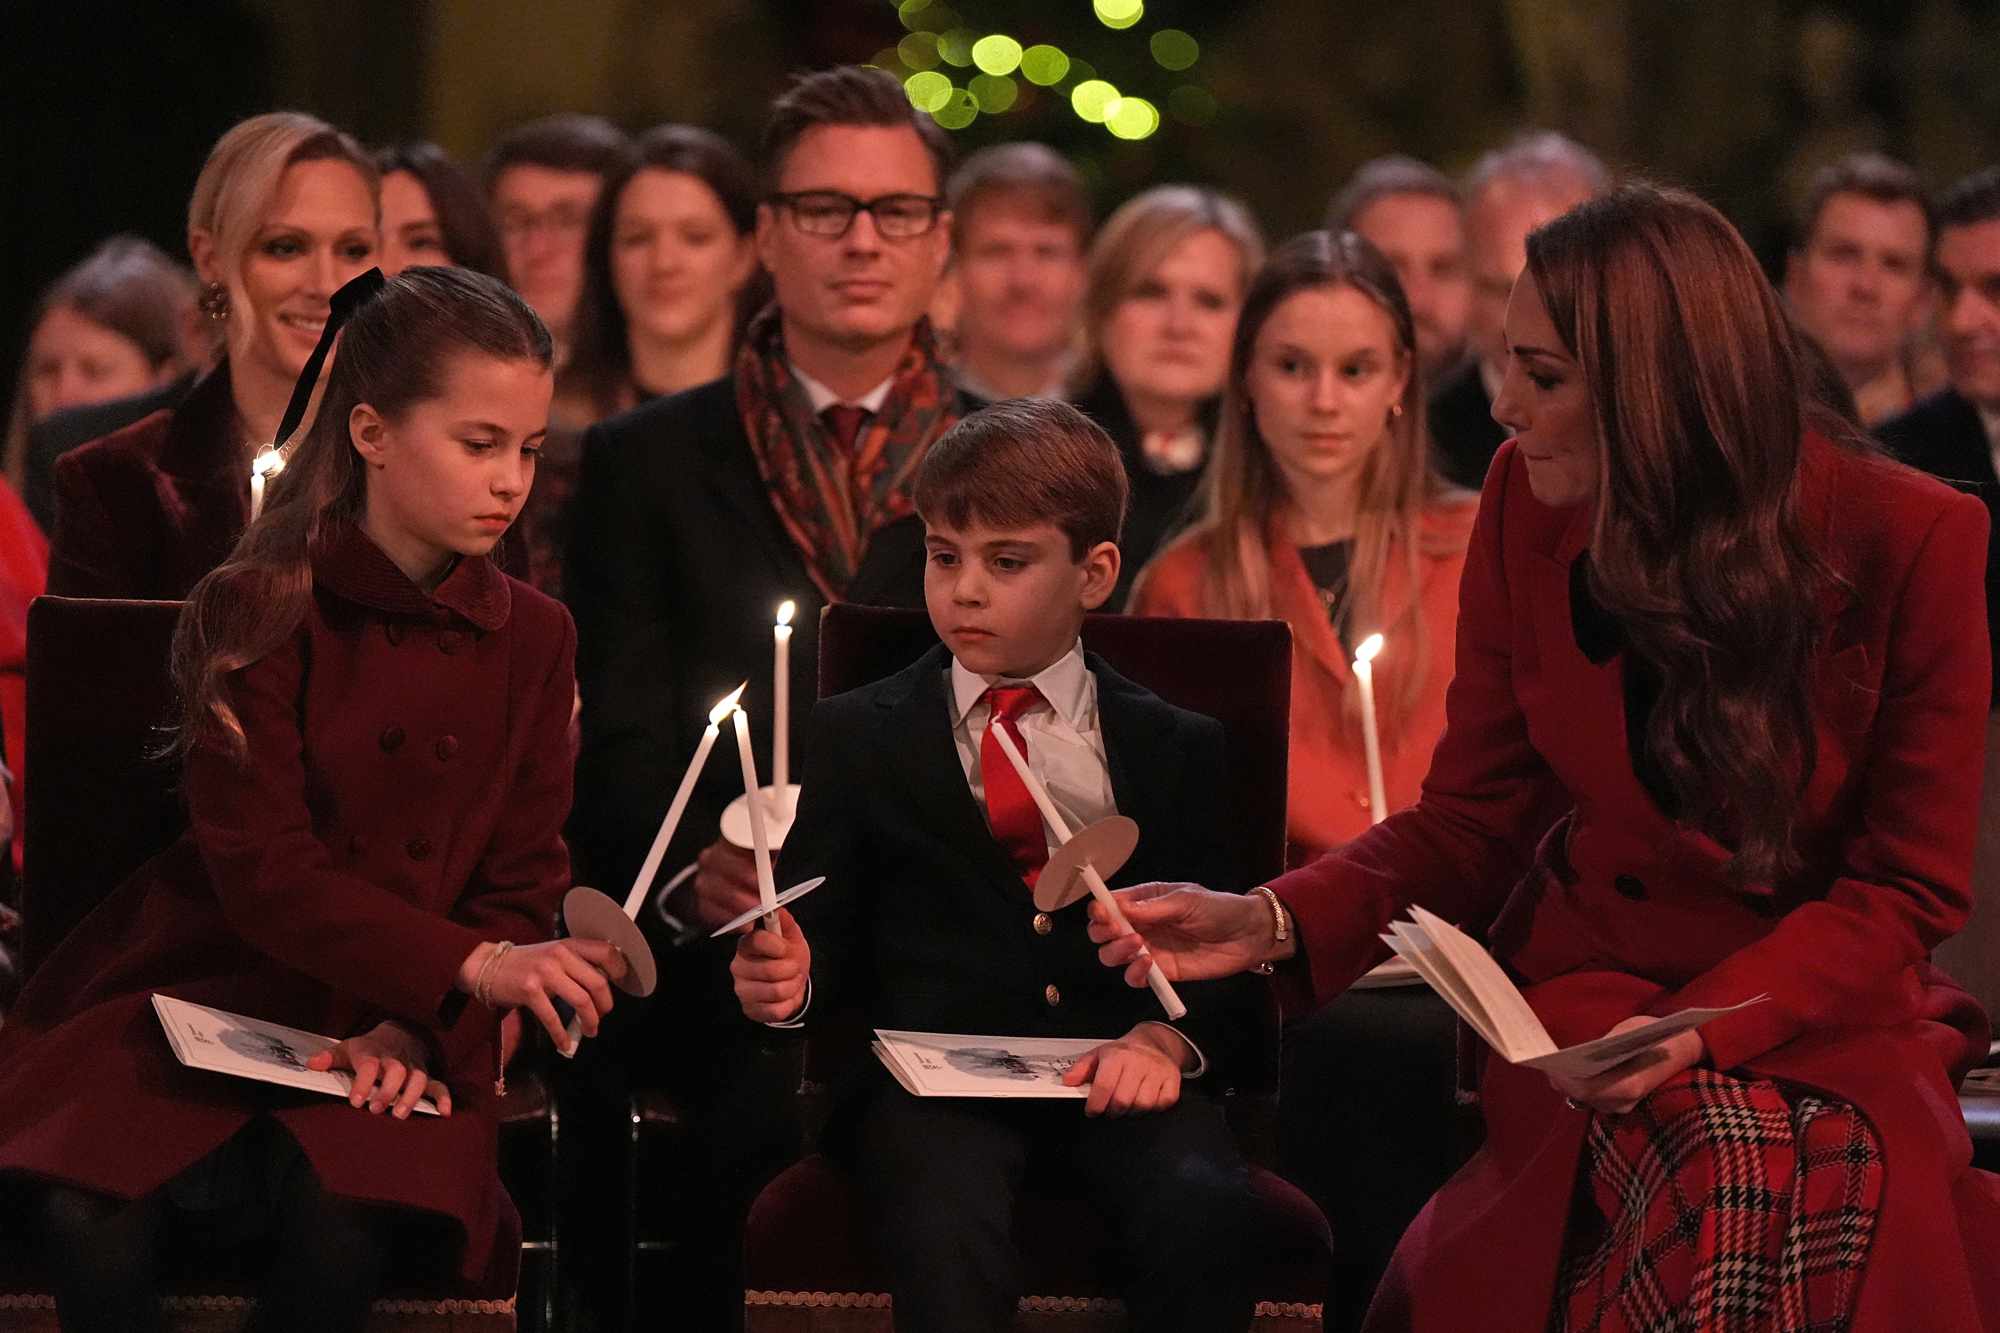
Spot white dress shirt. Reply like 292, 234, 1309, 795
790, 362, 895, 416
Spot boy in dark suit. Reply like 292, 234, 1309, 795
732, 398, 1258, 1332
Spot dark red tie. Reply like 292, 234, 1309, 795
980, 685, 1049, 887
821, 405, 869, 456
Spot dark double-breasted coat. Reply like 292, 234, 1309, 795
0, 523, 577, 1294
1270, 436, 2000, 1331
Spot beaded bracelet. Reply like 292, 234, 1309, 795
474, 940, 515, 1009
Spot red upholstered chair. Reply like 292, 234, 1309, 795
0, 597, 551, 1333
740, 605, 1331, 1331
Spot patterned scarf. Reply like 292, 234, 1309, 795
735, 308, 961, 602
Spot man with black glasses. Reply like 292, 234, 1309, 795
562, 65, 969, 1325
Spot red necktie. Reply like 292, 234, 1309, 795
980, 684, 1049, 887
821, 404, 869, 457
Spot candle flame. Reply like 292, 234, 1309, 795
251, 448, 286, 478
776, 600, 796, 628
709, 682, 748, 724
1354, 632, 1385, 666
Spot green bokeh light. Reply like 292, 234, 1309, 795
1062, 57, 1098, 88
870, 47, 904, 73
1105, 96, 1160, 140
971, 34, 1023, 76
1168, 84, 1218, 126
937, 27, 976, 67
897, 0, 931, 30
904, 70, 953, 113
933, 87, 980, 130
1019, 44, 1070, 86
898, 32, 940, 70
1150, 29, 1199, 71
1070, 79, 1120, 123
1093, 0, 1143, 31
969, 74, 1019, 113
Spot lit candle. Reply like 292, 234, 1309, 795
772, 600, 796, 794
731, 705, 781, 931
1353, 632, 1388, 825
987, 720, 1186, 1020
622, 684, 745, 918
249, 447, 285, 522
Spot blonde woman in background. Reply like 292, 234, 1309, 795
1072, 185, 1264, 607
48, 111, 380, 600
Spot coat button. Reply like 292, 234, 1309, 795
1032, 912, 1053, 936
438, 630, 465, 655
1044, 984, 1061, 1007
406, 837, 433, 861
384, 623, 406, 646
379, 725, 405, 752
1613, 874, 1646, 901
434, 735, 460, 761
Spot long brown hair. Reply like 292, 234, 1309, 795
1527, 183, 1838, 887
170, 266, 551, 759
1135, 230, 1460, 732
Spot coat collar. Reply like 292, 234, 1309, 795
311, 519, 512, 631
156, 361, 245, 483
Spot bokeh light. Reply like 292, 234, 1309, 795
898, 0, 932, 30
904, 70, 953, 113
938, 28, 976, 66
1168, 84, 1218, 126
969, 74, 1019, 113
1105, 96, 1161, 140
933, 87, 980, 130
1071, 79, 1120, 123
1150, 29, 1199, 71
870, 47, 903, 73
1019, 44, 1070, 86
971, 34, 1023, 76
1093, 0, 1144, 31
898, 32, 940, 70
1063, 57, 1098, 88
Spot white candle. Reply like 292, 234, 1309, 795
621, 684, 745, 918
1353, 632, 1388, 825
732, 706, 781, 931
987, 720, 1186, 1020
773, 600, 795, 793
249, 447, 285, 522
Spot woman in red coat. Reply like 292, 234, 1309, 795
0, 266, 626, 1332
1095, 185, 2000, 1330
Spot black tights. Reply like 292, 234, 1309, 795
37, 1139, 389, 1333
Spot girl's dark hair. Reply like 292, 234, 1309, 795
562, 125, 761, 420
374, 141, 507, 280
1526, 183, 1843, 888
171, 266, 551, 758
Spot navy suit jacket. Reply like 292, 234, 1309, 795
781, 644, 1259, 1094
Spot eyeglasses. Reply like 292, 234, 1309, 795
768, 191, 944, 239
498, 204, 592, 240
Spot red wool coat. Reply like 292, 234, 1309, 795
1271, 437, 2000, 1331
0, 524, 576, 1295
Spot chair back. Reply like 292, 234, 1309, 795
816, 605, 1292, 883
22, 597, 187, 976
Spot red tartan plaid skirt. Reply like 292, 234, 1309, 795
1558, 1068, 1884, 1333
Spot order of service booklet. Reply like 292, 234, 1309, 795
873, 1028, 1108, 1098
1380, 906, 1765, 1080
152, 993, 441, 1116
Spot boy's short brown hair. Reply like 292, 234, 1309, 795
914, 399, 1127, 560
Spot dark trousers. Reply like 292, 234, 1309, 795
34, 1117, 390, 1333
1281, 988, 1472, 1332
845, 1079, 1255, 1333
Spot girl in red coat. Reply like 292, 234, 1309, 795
1095, 185, 2000, 1331
0, 266, 626, 1332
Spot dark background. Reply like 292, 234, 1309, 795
6, 0, 1998, 428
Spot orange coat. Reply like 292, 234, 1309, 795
1131, 498, 1476, 861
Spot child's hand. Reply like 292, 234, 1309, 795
460, 938, 630, 1054
307, 1021, 449, 1119
1062, 1025, 1188, 1117
692, 838, 764, 929
731, 907, 811, 1023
